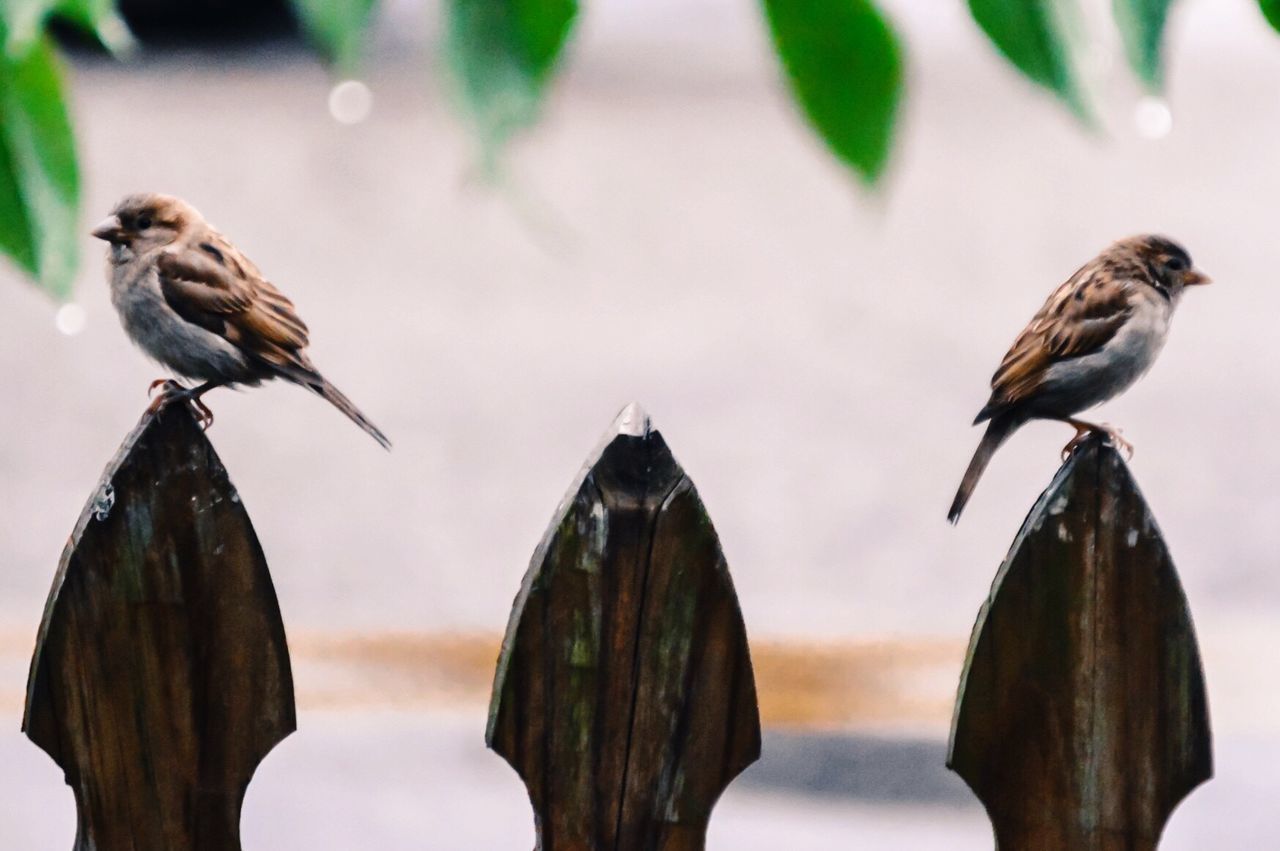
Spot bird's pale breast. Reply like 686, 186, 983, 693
111, 263, 257, 384
1037, 289, 1173, 415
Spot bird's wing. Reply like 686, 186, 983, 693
983, 266, 1135, 415
157, 229, 315, 379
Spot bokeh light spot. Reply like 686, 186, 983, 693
328, 80, 374, 125
55, 303, 87, 336
1134, 96, 1173, 140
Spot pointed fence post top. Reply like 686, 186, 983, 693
614, 401, 649, 437
24, 406, 295, 851
949, 434, 1212, 850
488, 403, 760, 850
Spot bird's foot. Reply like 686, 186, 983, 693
146, 380, 215, 430
187, 395, 215, 430
1099, 423, 1134, 460
148, 378, 180, 399
1061, 420, 1133, 461
1061, 429, 1088, 462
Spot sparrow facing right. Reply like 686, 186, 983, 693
92, 193, 390, 449
947, 235, 1210, 523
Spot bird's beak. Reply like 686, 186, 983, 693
91, 215, 125, 243
1183, 268, 1212, 286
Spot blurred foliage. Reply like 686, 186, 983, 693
0, 0, 1271, 297
0, 3, 109, 300
967, 0, 1089, 120
1263, 0, 1280, 33
762, 0, 902, 184
5, 0, 132, 56
1114, 0, 1174, 89
443, 0, 578, 175
289, 0, 377, 73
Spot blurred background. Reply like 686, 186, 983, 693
2, 0, 1279, 846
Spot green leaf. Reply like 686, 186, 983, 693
290, 0, 378, 72
762, 0, 904, 184
5, 0, 134, 58
55, 0, 135, 55
444, 0, 579, 172
0, 125, 38, 280
968, 0, 1090, 119
1113, 0, 1174, 89
0, 35, 80, 298
1262, 0, 1280, 33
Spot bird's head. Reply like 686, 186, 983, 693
1115, 234, 1211, 300
92, 193, 199, 257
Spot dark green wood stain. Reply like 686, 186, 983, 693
948, 435, 1212, 850
487, 403, 760, 850
23, 406, 295, 851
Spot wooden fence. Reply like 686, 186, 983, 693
947, 434, 1212, 850
19, 403, 1211, 849
23, 407, 294, 851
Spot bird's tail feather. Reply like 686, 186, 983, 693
948, 414, 1019, 524
307, 376, 391, 450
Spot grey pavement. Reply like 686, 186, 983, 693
2, 711, 1273, 848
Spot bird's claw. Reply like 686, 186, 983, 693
146, 380, 214, 430
148, 378, 181, 399
146, 380, 184, 413
1101, 424, 1134, 460
1060, 422, 1133, 461
189, 396, 215, 430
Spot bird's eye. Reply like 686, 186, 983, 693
136, 215, 153, 230
1165, 255, 1187, 272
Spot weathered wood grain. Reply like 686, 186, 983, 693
487, 403, 760, 851
23, 405, 295, 851
948, 434, 1212, 850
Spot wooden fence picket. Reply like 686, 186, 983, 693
23, 406, 295, 851
15, 402, 1222, 849
948, 434, 1213, 850
487, 402, 761, 850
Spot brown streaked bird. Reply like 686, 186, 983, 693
947, 235, 1209, 523
92, 193, 390, 449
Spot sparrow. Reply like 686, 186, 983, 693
91, 193, 390, 449
947, 235, 1209, 523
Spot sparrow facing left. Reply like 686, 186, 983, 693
92, 193, 390, 449
947, 235, 1209, 523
